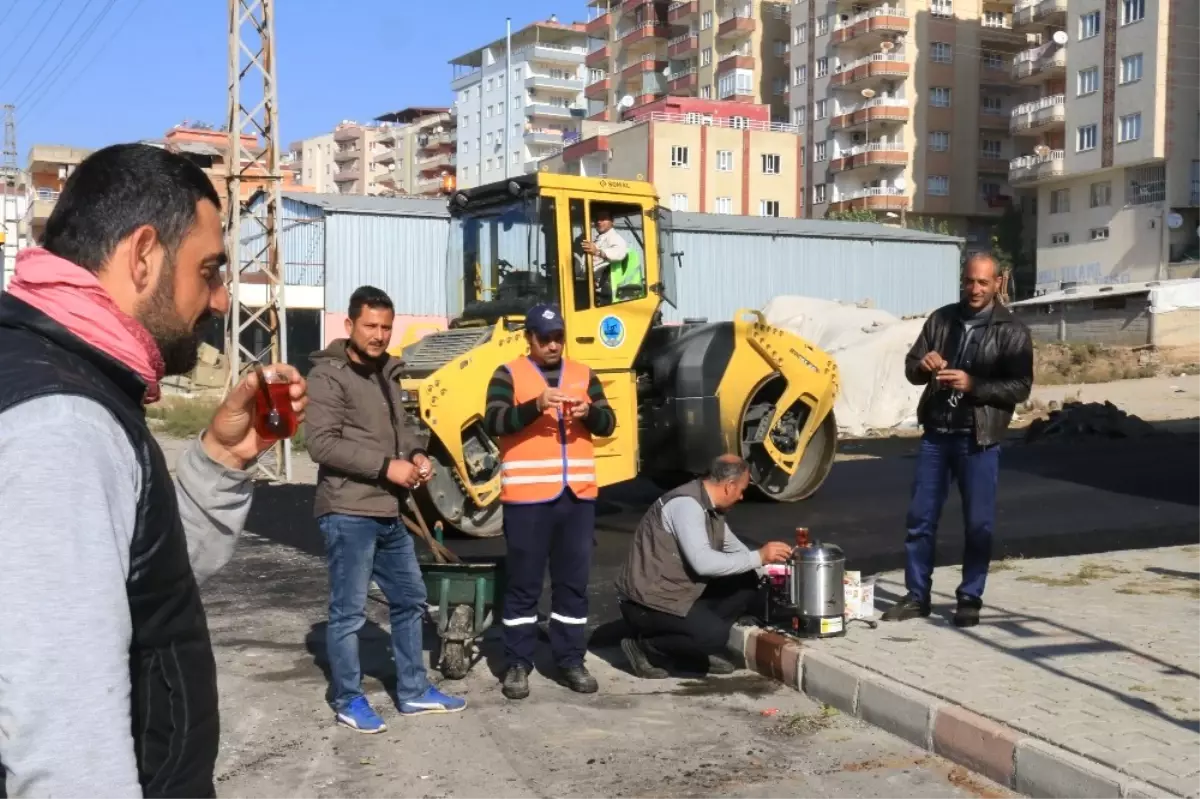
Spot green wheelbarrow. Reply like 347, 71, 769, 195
411, 514, 506, 680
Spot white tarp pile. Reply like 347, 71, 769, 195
1148, 279, 1200, 314
762, 296, 929, 437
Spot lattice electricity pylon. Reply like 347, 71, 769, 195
224, 0, 290, 481
1, 104, 18, 286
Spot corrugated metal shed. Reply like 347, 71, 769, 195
664, 212, 963, 320
240, 195, 326, 286
252, 192, 963, 320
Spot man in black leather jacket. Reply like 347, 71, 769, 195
883, 253, 1033, 628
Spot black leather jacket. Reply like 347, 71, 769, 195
905, 301, 1034, 447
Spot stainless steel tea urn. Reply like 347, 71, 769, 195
788, 543, 846, 638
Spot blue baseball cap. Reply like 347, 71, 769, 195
525, 303, 565, 337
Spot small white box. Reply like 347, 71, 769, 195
843, 571, 877, 620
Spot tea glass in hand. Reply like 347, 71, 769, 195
254, 367, 300, 443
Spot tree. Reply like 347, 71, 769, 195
826, 209, 878, 223
990, 204, 1030, 299
826, 209, 952, 235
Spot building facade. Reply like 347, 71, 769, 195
451, 19, 590, 189
1010, 0, 1199, 291
584, 0, 793, 123
22, 144, 92, 247
542, 96, 804, 217
295, 133, 338, 193
373, 108, 457, 197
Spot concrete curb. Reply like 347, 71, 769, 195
729, 624, 1181, 799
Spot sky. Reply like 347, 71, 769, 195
5, 0, 578, 157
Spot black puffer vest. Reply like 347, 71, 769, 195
0, 294, 219, 798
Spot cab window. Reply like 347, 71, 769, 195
568, 199, 648, 311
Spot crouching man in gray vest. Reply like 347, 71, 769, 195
615, 455, 793, 679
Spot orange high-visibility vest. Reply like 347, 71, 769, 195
498, 356, 598, 504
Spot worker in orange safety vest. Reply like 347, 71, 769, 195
482, 303, 616, 701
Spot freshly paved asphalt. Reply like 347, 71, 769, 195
245, 430, 1200, 642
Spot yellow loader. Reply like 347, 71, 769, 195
394, 173, 839, 537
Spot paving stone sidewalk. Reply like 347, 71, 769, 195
735, 545, 1200, 797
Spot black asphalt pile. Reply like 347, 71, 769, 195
1024, 400, 1158, 443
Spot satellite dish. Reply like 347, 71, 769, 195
860, 88, 876, 99
1034, 144, 1050, 156
894, 176, 907, 191
618, 95, 635, 109
1167, 212, 1183, 230
663, 66, 671, 75
1052, 30, 1068, 45
879, 41, 895, 52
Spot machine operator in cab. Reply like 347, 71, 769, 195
574, 207, 643, 304
483, 303, 616, 700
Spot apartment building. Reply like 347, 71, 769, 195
374, 107, 457, 196
584, 0, 793, 123
22, 144, 92, 246
789, 0, 1041, 244
294, 133, 338, 193
541, 96, 804, 216
450, 18, 589, 189
1008, 0, 1199, 290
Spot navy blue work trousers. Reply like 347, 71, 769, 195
903, 431, 1001, 604
501, 490, 596, 670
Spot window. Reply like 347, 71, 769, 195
1050, 188, 1070, 213
774, 39, 788, 57
931, 42, 952, 63
794, 23, 807, 44
671, 193, 689, 211
1050, 232, 1070, 245
981, 138, 1002, 159
981, 95, 1003, 115
814, 99, 827, 119
731, 115, 749, 129
1077, 67, 1099, 96
1090, 181, 1111, 207
931, 0, 952, 17
568, 199, 647, 310
1121, 0, 1144, 25
927, 175, 950, 196
485, 132, 493, 146
760, 200, 780, 217
929, 131, 950, 151
982, 51, 1004, 70
511, 152, 519, 165
715, 197, 733, 214
814, 141, 827, 161
671, 145, 689, 167
761, 153, 781, 174
982, 10, 1005, 26
713, 148, 734, 173
794, 105, 806, 125
1120, 54, 1143, 84
794, 65, 807, 85
931, 87, 951, 107
816, 57, 828, 78
813, 184, 827, 204
497, 101, 504, 114
1077, 123, 1098, 152
701, 10, 713, 28
1090, 227, 1110, 241
817, 16, 829, 36
1079, 11, 1101, 38
1119, 112, 1142, 143
701, 85, 712, 98
461, 140, 469, 153
702, 48, 712, 66
485, 157, 493, 171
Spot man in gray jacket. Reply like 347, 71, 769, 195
306, 285, 465, 733
616, 455, 792, 679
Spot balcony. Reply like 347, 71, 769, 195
979, 58, 1017, 87
525, 129, 566, 147
333, 125, 362, 143
334, 165, 361, 183
827, 187, 909, 214
377, 127, 398, 145
525, 102, 577, 119
829, 97, 909, 131
830, 53, 909, 88
586, 10, 611, 35
618, 21, 668, 48
417, 152, 456, 174
1010, 94, 1065, 134
24, 188, 59, 225
979, 17, 1027, 46
1013, 0, 1068, 29
829, 143, 909, 173
980, 106, 1010, 129
1008, 149, 1064, 184
333, 146, 360, 163
716, 52, 756, 75
585, 76, 611, 97
717, 14, 756, 39
668, 1, 698, 23
526, 74, 584, 92
1012, 46, 1066, 83
978, 148, 1010, 173
668, 67, 698, 93
374, 147, 397, 164
622, 55, 668, 79
586, 45, 612, 68
514, 43, 586, 66
831, 8, 909, 47
668, 33, 698, 58
421, 130, 454, 148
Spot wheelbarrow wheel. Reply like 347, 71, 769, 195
440, 604, 473, 680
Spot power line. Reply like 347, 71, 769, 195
11, 0, 103, 108
0, 0, 68, 95
15, 0, 120, 111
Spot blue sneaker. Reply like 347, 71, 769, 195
335, 696, 387, 733
398, 686, 467, 716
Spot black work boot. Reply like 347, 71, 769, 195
954, 596, 982, 628
501, 664, 530, 700
621, 638, 669, 680
558, 664, 599, 694
881, 595, 932, 622
705, 654, 737, 675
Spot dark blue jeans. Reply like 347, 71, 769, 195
318, 513, 430, 709
904, 431, 1001, 604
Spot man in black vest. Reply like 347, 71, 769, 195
615, 455, 792, 679
0, 143, 307, 798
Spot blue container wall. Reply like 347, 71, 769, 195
659, 231, 960, 322
324, 212, 450, 316
238, 197, 326, 287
